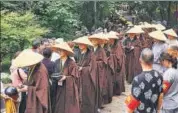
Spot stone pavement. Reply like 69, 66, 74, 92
101, 82, 131, 113
1, 82, 131, 113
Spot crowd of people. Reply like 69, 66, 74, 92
1, 22, 178, 113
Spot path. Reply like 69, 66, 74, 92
101, 82, 131, 113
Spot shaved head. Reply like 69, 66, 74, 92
140, 48, 154, 64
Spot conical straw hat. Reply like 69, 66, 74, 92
126, 26, 144, 34
154, 24, 166, 30
163, 29, 178, 37
13, 49, 44, 68
73, 36, 94, 46
149, 30, 167, 41
89, 32, 109, 41
51, 42, 74, 55
106, 31, 119, 39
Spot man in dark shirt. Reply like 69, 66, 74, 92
125, 48, 163, 113
42, 48, 55, 77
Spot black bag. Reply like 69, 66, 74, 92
4, 86, 18, 97
51, 73, 63, 81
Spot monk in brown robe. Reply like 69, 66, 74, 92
89, 33, 108, 109
124, 26, 145, 84
133, 34, 143, 76
123, 34, 136, 83
51, 42, 80, 113
13, 49, 51, 113
73, 36, 97, 113
109, 35, 125, 95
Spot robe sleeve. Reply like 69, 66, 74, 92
69, 61, 79, 78
27, 69, 49, 110
89, 54, 97, 88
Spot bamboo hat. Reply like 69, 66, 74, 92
149, 30, 167, 41
126, 26, 145, 34
73, 36, 94, 46
13, 49, 44, 68
141, 22, 155, 28
163, 29, 178, 37
107, 31, 119, 39
51, 42, 74, 55
153, 24, 166, 30
89, 32, 109, 41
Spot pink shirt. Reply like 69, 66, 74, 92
10, 68, 27, 87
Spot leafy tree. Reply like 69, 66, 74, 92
1, 11, 48, 59
32, 1, 81, 40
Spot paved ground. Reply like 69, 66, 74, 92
101, 82, 131, 113
1, 82, 131, 113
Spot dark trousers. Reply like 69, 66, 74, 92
19, 92, 26, 113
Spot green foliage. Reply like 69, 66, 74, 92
1, 73, 11, 84
1, 11, 48, 59
32, 1, 81, 40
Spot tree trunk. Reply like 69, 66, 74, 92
167, 1, 171, 27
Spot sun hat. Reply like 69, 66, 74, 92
126, 26, 145, 34
153, 24, 166, 30
51, 42, 74, 55
149, 30, 167, 41
106, 31, 120, 39
88, 32, 109, 41
73, 36, 93, 46
13, 49, 44, 68
163, 29, 178, 37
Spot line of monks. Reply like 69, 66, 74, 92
8, 22, 178, 113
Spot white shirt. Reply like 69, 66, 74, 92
51, 52, 60, 62
166, 39, 178, 46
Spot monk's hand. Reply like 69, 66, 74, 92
131, 46, 134, 50
59, 75, 66, 82
79, 67, 83, 71
17, 85, 28, 92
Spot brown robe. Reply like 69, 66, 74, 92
25, 63, 51, 113
124, 37, 136, 84
106, 54, 115, 103
53, 58, 80, 113
133, 38, 142, 76
78, 49, 97, 113
94, 46, 107, 108
110, 40, 125, 95
103, 44, 113, 104
142, 35, 154, 49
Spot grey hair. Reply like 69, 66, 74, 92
140, 48, 154, 64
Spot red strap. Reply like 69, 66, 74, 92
163, 81, 171, 94
125, 95, 140, 110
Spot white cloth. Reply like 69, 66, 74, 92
166, 39, 178, 46
51, 52, 60, 62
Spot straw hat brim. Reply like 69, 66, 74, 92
73, 36, 94, 46
154, 24, 166, 30
163, 29, 178, 37
51, 42, 74, 56
107, 31, 119, 39
126, 26, 145, 34
89, 33, 109, 41
13, 49, 44, 68
149, 30, 167, 41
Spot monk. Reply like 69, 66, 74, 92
124, 26, 144, 83
89, 33, 108, 109
73, 36, 97, 113
13, 49, 51, 113
51, 42, 80, 113
133, 34, 143, 77
108, 31, 125, 95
